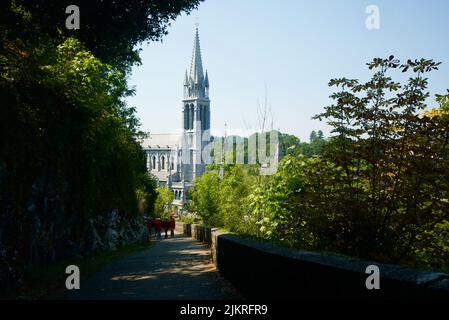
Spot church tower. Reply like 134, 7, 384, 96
181, 27, 210, 182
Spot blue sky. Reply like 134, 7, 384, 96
126, 0, 449, 141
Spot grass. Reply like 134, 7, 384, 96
7, 240, 153, 300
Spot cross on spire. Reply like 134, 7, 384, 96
195, 15, 199, 28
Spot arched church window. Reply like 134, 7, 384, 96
189, 104, 194, 129
152, 156, 156, 170
184, 105, 189, 130
161, 156, 165, 170
203, 105, 206, 130
171, 158, 174, 170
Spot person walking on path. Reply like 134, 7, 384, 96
163, 219, 169, 239
169, 216, 176, 238
154, 218, 162, 240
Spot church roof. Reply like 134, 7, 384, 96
151, 170, 170, 182
141, 133, 182, 150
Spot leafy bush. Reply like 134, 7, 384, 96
178, 213, 201, 224
189, 165, 258, 234
153, 186, 174, 218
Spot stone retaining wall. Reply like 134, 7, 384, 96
177, 221, 449, 299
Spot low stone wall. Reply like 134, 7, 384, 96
177, 222, 212, 245
192, 224, 212, 245
178, 222, 449, 299
175, 222, 185, 234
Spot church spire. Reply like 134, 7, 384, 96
184, 70, 189, 85
190, 27, 204, 84
204, 70, 209, 87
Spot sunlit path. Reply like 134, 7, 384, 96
62, 232, 241, 300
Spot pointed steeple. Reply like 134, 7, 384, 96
184, 70, 189, 85
190, 27, 204, 84
204, 70, 209, 87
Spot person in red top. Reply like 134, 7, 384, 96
169, 216, 176, 238
163, 219, 169, 239
154, 218, 162, 240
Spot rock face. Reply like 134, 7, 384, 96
0, 165, 148, 293
87, 209, 148, 252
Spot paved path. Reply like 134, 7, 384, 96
63, 232, 242, 300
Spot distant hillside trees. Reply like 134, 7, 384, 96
209, 130, 327, 166
280, 131, 326, 157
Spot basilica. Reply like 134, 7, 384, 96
141, 27, 211, 211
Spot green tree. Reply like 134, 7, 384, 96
138, 173, 158, 215
312, 56, 449, 264
279, 133, 302, 156
154, 186, 174, 218
220, 166, 256, 234
0, 0, 202, 70
306, 130, 326, 156
189, 171, 221, 226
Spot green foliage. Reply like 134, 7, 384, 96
415, 220, 449, 270
0, 0, 203, 70
137, 173, 158, 215
1, 33, 148, 217
251, 156, 314, 246
278, 133, 302, 156
219, 166, 257, 234
310, 57, 449, 265
189, 165, 258, 233
301, 132, 327, 157
154, 186, 174, 219
277, 131, 327, 157
178, 213, 201, 224
189, 171, 222, 226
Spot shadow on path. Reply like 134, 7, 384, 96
61, 232, 242, 300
